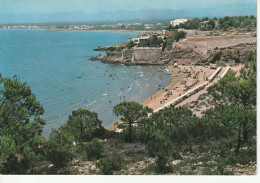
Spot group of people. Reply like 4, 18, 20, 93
159, 89, 174, 104
158, 66, 205, 106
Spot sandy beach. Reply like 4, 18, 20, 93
142, 65, 215, 109
107, 64, 216, 131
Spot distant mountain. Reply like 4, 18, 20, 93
87, 3, 257, 22
0, 3, 256, 24
0, 12, 88, 24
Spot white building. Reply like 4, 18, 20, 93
131, 35, 151, 44
144, 24, 154, 27
134, 23, 142, 26
170, 19, 189, 26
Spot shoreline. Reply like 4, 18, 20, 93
106, 65, 216, 131
107, 64, 241, 131
0, 28, 160, 34
44, 29, 161, 34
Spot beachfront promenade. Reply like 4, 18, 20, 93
153, 66, 231, 112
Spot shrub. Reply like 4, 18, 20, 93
126, 41, 136, 49
156, 152, 173, 174
85, 138, 104, 160
116, 46, 125, 51
97, 155, 124, 175
202, 164, 234, 175
138, 35, 164, 47
47, 147, 73, 168
100, 129, 118, 139
165, 36, 175, 48
174, 31, 187, 42
145, 132, 173, 173
172, 150, 182, 160
107, 47, 116, 51
47, 129, 74, 168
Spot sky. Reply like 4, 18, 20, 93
0, 0, 256, 14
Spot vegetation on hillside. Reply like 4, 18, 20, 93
167, 15, 256, 31
137, 35, 164, 47
0, 74, 46, 174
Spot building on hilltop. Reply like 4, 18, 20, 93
170, 19, 190, 26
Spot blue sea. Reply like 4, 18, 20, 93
0, 30, 171, 137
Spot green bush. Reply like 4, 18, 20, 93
156, 152, 173, 174
138, 35, 164, 47
107, 47, 116, 51
172, 150, 182, 160
100, 129, 118, 139
47, 147, 73, 168
145, 132, 173, 173
85, 138, 104, 160
202, 164, 234, 175
46, 129, 74, 168
97, 155, 124, 175
126, 41, 136, 49
174, 31, 187, 42
116, 46, 126, 51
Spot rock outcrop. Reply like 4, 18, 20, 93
91, 47, 165, 65
160, 43, 256, 66
159, 46, 204, 65
90, 42, 256, 66
202, 43, 256, 65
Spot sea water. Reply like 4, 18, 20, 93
0, 30, 171, 137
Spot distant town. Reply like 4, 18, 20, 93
0, 22, 166, 31
1, 16, 255, 36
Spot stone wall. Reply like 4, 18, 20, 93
102, 47, 164, 65
105, 51, 124, 62
132, 48, 162, 64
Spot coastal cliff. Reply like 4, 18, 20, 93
90, 42, 256, 66
91, 47, 166, 65
202, 43, 256, 65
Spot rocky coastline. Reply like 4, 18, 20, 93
90, 40, 256, 66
